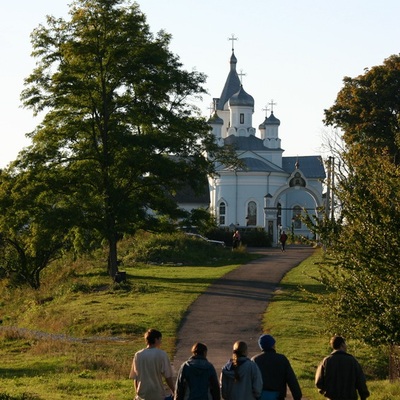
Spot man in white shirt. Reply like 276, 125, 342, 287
130, 329, 175, 400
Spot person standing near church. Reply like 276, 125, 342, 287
232, 230, 241, 249
315, 335, 370, 400
279, 231, 288, 252
129, 328, 175, 400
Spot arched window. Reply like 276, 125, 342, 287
219, 202, 226, 225
292, 206, 302, 229
247, 201, 257, 226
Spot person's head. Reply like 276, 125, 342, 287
191, 342, 208, 357
258, 334, 276, 351
330, 335, 347, 351
232, 341, 248, 373
145, 329, 162, 346
233, 341, 248, 357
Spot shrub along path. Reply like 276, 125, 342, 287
172, 245, 315, 400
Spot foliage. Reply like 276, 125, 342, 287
120, 231, 248, 265
320, 54, 400, 346
0, 394, 40, 400
324, 54, 400, 165
0, 245, 397, 398
262, 250, 395, 399
0, 169, 75, 289
11, 0, 235, 283
0, 233, 246, 399
178, 208, 219, 236
203, 227, 272, 247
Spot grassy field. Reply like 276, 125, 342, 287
262, 250, 400, 400
0, 241, 399, 399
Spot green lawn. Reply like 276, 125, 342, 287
0, 248, 399, 399
262, 249, 400, 400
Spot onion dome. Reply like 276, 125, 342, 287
265, 111, 280, 125
229, 85, 254, 108
208, 111, 223, 125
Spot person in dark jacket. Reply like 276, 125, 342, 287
315, 335, 370, 400
175, 342, 220, 400
251, 334, 302, 400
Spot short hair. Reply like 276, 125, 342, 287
330, 335, 346, 350
145, 329, 162, 345
191, 342, 208, 356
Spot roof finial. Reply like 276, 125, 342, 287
295, 157, 300, 169
228, 34, 238, 52
238, 69, 246, 84
262, 105, 270, 117
268, 99, 277, 113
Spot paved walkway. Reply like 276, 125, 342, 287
172, 245, 315, 399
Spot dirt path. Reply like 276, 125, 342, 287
172, 245, 315, 399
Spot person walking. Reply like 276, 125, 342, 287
129, 328, 175, 400
315, 335, 370, 400
251, 334, 302, 400
221, 341, 263, 400
232, 230, 241, 249
279, 231, 288, 252
175, 342, 220, 400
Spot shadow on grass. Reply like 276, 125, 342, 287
0, 362, 61, 379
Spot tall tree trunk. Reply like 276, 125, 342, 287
108, 236, 118, 279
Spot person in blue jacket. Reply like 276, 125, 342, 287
175, 342, 220, 400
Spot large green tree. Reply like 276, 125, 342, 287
320, 54, 400, 347
15, 0, 229, 279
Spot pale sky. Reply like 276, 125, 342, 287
1, 0, 400, 168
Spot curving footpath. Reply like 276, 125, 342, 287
172, 245, 315, 400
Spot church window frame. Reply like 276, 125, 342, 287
240, 113, 244, 124
246, 200, 257, 226
292, 205, 302, 229
218, 201, 226, 225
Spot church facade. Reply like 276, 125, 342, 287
207, 50, 326, 243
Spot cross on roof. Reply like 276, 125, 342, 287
208, 102, 214, 115
238, 69, 246, 84
268, 99, 277, 113
228, 34, 238, 51
262, 105, 270, 117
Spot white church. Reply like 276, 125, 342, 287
203, 48, 326, 242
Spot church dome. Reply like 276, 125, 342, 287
265, 111, 280, 125
208, 112, 223, 125
229, 85, 254, 108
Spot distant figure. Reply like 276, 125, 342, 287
232, 230, 241, 249
129, 328, 175, 400
315, 335, 370, 400
279, 231, 288, 252
252, 334, 302, 400
175, 342, 220, 400
221, 341, 263, 400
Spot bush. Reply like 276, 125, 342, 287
121, 232, 227, 265
206, 227, 272, 247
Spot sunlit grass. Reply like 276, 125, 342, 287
1, 245, 398, 399
0, 245, 251, 399
262, 249, 399, 399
